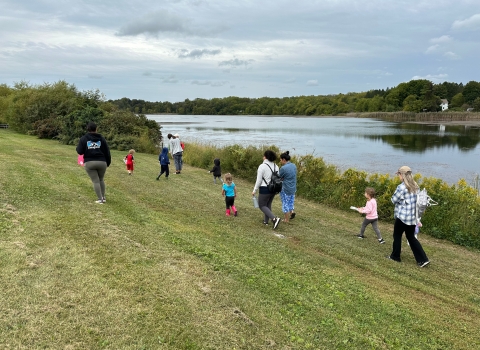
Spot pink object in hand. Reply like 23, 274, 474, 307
78, 154, 85, 166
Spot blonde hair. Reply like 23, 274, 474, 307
365, 187, 376, 198
399, 169, 419, 193
128, 149, 135, 154
224, 173, 233, 183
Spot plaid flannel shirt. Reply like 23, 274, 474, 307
391, 182, 417, 226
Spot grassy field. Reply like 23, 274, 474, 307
1, 130, 480, 350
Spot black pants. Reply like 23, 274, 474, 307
158, 164, 169, 178
225, 196, 235, 209
390, 218, 428, 263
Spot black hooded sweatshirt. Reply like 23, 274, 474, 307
76, 132, 111, 166
209, 158, 221, 177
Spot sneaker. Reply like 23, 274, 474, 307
263, 221, 269, 226
102, 197, 106, 203
273, 217, 281, 230
290, 212, 296, 220
418, 261, 430, 268
356, 234, 365, 239
378, 239, 385, 244
386, 255, 401, 262
156, 176, 160, 180
95, 200, 104, 204
234, 211, 238, 217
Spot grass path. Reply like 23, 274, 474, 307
1, 130, 480, 349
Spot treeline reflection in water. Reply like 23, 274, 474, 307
366, 123, 480, 152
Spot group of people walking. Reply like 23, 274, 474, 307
76, 123, 430, 268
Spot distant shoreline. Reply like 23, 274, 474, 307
148, 113, 480, 126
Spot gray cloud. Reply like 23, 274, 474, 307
178, 49, 221, 59
162, 75, 179, 84
116, 10, 194, 37
191, 80, 227, 87
218, 58, 254, 67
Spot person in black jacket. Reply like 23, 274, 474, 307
76, 122, 111, 204
208, 158, 222, 184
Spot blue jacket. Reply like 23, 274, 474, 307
159, 147, 170, 165
279, 161, 297, 195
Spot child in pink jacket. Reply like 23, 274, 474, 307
354, 187, 385, 244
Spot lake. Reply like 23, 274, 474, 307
147, 115, 480, 185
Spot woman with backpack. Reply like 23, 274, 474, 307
387, 166, 430, 267
252, 150, 281, 230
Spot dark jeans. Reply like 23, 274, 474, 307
158, 164, 169, 178
258, 191, 276, 223
173, 152, 183, 171
390, 218, 429, 263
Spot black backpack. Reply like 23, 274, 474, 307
263, 164, 283, 194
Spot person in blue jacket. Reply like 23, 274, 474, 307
279, 151, 297, 222
156, 147, 170, 180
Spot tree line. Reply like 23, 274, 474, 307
0, 81, 162, 153
109, 79, 480, 116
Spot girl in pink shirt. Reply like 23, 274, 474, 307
354, 187, 385, 243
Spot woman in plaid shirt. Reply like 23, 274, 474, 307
388, 166, 430, 267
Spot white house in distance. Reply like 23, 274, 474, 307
440, 99, 449, 111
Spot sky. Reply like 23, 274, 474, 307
1, 0, 480, 102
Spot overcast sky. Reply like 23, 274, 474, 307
1, 0, 480, 102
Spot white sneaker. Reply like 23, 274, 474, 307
95, 200, 104, 204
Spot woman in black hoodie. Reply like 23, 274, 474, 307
76, 122, 111, 203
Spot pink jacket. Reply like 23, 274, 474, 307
358, 198, 378, 220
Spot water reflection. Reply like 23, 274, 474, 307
368, 122, 480, 153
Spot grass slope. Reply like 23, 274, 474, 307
1, 129, 480, 350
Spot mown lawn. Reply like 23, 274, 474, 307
1, 129, 479, 349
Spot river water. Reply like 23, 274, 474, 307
147, 115, 480, 184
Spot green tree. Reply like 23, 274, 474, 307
450, 93, 465, 108
403, 95, 422, 112
462, 81, 480, 104
473, 97, 480, 111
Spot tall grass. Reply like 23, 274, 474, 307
1, 129, 480, 349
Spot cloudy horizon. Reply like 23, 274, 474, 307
1, 0, 479, 102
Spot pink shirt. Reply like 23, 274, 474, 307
358, 198, 378, 220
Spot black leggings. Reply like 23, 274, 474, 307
225, 196, 235, 209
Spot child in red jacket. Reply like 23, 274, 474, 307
124, 149, 135, 175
